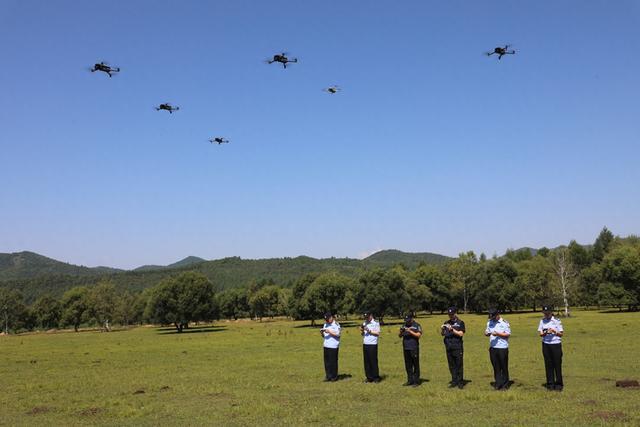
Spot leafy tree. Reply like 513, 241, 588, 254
516, 256, 553, 311
114, 291, 144, 327
568, 240, 592, 270
145, 272, 217, 332
218, 288, 250, 320
355, 267, 408, 323
597, 283, 633, 311
600, 244, 640, 309
551, 248, 577, 317
87, 281, 119, 331
30, 295, 61, 329
302, 272, 354, 323
249, 285, 281, 321
60, 286, 90, 332
592, 226, 614, 262
0, 288, 27, 334
412, 264, 451, 313
447, 251, 478, 313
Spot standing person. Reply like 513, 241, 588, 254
484, 308, 511, 390
441, 306, 466, 389
321, 312, 341, 382
360, 312, 381, 383
399, 313, 422, 387
538, 305, 564, 391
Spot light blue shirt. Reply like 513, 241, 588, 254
486, 318, 510, 349
323, 321, 341, 349
538, 316, 563, 345
362, 319, 380, 345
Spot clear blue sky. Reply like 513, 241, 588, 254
1, 0, 639, 269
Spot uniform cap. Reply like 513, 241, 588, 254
447, 306, 457, 314
488, 308, 499, 318
363, 311, 373, 318
404, 313, 414, 322
323, 312, 333, 320
542, 305, 553, 313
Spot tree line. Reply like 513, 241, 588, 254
2, 228, 638, 334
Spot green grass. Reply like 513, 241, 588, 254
2, 311, 639, 426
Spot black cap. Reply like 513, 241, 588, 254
542, 305, 553, 312
488, 308, 499, 318
447, 306, 457, 314
363, 311, 373, 318
404, 313, 414, 322
323, 312, 333, 320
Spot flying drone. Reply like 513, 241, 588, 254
90, 61, 120, 77
156, 103, 180, 113
266, 52, 298, 68
323, 85, 341, 94
485, 45, 516, 60
209, 137, 229, 145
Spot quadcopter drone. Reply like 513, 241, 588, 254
209, 137, 229, 145
485, 45, 516, 60
156, 103, 180, 113
90, 61, 120, 77
323, 85, 341, 94
266, 52, 298, 68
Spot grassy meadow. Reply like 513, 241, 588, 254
1, 311, 639, 426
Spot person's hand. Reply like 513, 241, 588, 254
548, 328, 556, 334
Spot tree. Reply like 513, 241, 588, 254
87, 282, 118, 331
592, 227, 614, 262
516, 256, 553, 311
31, 295, 61, 329
597, 283, 633, 311
354, 267, 408, 323
302, 272, 354, 322
551, 248, 576, 317
447, 251, 478, 313
249, 285, 280, 321
60, 287, 90, 332
0, 288, 26, 334
288, 273, 319, 324
412, 265, 451, 313
218, 288, 250, 320
145, 272, 217, 332
600, 244, 640, 310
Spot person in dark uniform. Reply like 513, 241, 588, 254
398, 313, 422, 387
484, 308, 511, 390
441, 306, 466, 389
538, 305, 564, 391
321, 312, 341, 382
360, 312, 381, 383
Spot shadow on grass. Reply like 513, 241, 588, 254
156, 325, 227, 335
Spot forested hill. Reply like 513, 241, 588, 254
0, 250, 450, 302
363, 249, 451, 267
133, 256, 206, 272
0, 251, 123, 281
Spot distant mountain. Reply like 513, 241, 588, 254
0, 251, 123, 281
363, 249, 451, 267
134, 256, 206, 272
0, 250, 451, 302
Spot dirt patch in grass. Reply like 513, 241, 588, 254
133, 389, 145, 395
582, 399, 597, 406
160, 386, 171, 391
26, 406, 51, 415
591, 411, 627, 422
79, 407, 103, 417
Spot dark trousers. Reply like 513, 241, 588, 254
446, 346, 464, 385
542, 343, 563, 387
489, 347, 509, 389
323, 347, 339, 380
363, 344, 380, 380
403, 348, 420, 384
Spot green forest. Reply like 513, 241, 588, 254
1, 228, 638, 334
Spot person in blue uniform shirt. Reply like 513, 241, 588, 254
360, 312, 381, 383
484, 308, 511, 390
398, 313, 422, 387
538, 305, 564, 391
321, 312, 341, 382
441, 306, 466, 389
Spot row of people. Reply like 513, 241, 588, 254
320, 306, 564, 391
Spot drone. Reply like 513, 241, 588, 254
209, 137, 229, 145
485, 45, 516, 60
90, 61, 120, 77
267, 52, 298, 68
323, 85, 341, 94
156, 103, 180, 114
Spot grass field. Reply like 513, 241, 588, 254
2, 311, 639, 426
